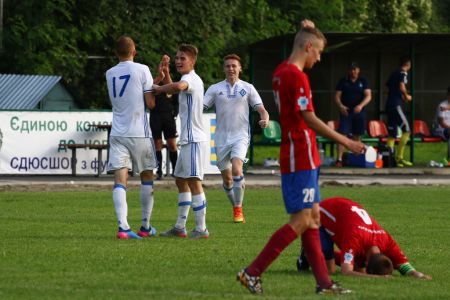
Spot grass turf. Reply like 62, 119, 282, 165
1, 186, 449, 299
252, 142, 448, 166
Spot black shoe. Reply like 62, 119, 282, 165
296, 247, 310, 272
156, 170, 163, 180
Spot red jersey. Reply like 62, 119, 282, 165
319, 197, 408, 269
272, 61, 320, 174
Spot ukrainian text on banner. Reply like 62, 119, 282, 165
0, 111, 219, 175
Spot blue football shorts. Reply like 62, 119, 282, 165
281, 168, 320, 214
319, 226, 335, 260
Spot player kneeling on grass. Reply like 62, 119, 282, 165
296, 197, 432, 280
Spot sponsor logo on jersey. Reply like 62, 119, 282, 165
344, 250, 354, 264
298, 96, 309, 110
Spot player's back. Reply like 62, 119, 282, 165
386, 69, 407, 107
178, 70, 207, 144
319, 197, 383, 239
272, 61, 320, 173
106, 61, 153, 137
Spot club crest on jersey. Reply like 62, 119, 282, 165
298, 96, 309, 110
344, 250, 354, 264
239, 89, 246, 97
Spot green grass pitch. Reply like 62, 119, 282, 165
1, 186, 449, 299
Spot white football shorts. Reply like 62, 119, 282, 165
216, 139, 249, 171
174, 141, 208, 180
107, 136, 157, 174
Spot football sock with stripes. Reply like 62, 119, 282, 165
223, 184, 234, 206
302, 228, 333, 289
140, 181, 154, 229
246, 224, 297, 276
113, 183, 130, 230
175, 192, 191, 229
192, 193, 207, 231
232, 175, 245, 207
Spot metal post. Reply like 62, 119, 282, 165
0, 0, 3, 51
410, 43, 415, 163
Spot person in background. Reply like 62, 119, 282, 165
150, 55, 179, 180
434, 86, 450, 161
334, 62, 371, 167
385, 56, 413, 167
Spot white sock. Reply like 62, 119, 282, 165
192, 193, 206, 232
223, 184, 234, 206
175, 192, 191, 229
113, 184, 129, 230
140, 181, 154, 229
232, 176, 245, 207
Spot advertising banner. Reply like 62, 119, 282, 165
0, 111, 219, 175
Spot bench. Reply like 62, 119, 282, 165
58, 143, 109, 177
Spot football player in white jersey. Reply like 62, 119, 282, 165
105, 36, 162, 239
153, 44, 209, 239
204, 54, 269, 223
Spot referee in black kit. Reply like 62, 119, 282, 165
150, 55, 178, 179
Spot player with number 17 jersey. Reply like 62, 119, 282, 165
106, 61, 153, 138
272, 61, 321, 174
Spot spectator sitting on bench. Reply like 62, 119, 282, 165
433, 86, 450, 160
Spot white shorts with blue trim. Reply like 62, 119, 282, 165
107, 136, 157, 174
216, 139, 249, 171
174, 141, 208, 180
281, 169, 320, 214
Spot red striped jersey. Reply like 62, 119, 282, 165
272, 61, 320, 173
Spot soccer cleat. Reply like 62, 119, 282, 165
159, 226, 187, 238
296, 247, 310, 272
188, 228, 209, 239
237, 269, 263, 294
396, 158, 413, 167
316, 281, 352, 295
117, 228, 143, 240
137, 226, 157, 238
233, 206, 245, 223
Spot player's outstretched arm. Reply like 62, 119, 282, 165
341, 263, 391, 278
302, 110, 365, 154
408, 270, 432, 280
152, 81, 188, 96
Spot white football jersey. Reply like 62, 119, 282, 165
178, 70, 207, 144
204, 79, 263, 146
106, 61, 153, 137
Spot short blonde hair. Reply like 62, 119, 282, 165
293, 27, 327, 49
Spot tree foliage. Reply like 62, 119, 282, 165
0, 0, 448, 108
